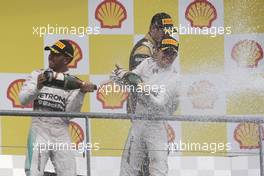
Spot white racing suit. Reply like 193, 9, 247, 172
19, 69, 85, 176
120, 58, 180, 176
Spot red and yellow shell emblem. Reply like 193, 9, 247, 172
185, 0, 217, 28
97, 81, 128, 109
95, 0, 127, 28
7, 79, 33, 108
234, 123, 263, 149
68, 40, 83, 68
231, 40, 263, 68
69, 121, 84, 146
187, 80, 218, 109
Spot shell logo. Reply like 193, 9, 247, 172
69, 121, 84, 146
96, 81, 128, 109
68, 40, 83, 69
234, 123, 263, 149
7, 79, 33, 108
231, 40, 263, 68
187, 80, 218, 109
95, 0, 127, 29
185, 0, 217, 28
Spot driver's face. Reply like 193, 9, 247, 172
155, 27, 165, 42
48, 51, 68, 71
156, 49, 177, 68
151, 25, 165, 42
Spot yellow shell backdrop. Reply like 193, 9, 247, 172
0, 0, 264, 158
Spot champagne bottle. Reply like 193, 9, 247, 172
122, 72, 143, 86
43, 70, 96, 90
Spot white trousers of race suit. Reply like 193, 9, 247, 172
120, 120, 168, 176
25, 121, 76, 176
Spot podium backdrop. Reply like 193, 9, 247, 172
0, 0, 264, 159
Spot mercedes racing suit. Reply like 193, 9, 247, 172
19, 69, 85, 176
128, 33, 157, 175
120, 58, 180, 176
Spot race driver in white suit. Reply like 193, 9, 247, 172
112, 36, 180, 176
19, 39, 95, 176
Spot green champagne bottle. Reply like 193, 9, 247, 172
122, 72, 143, 86
43, 71, 86, 90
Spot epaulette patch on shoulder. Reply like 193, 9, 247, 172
134, 45, 152, 56
142, 41, 154, 53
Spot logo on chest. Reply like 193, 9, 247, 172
34, 89, 67, 111
152, 69, 159, 74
